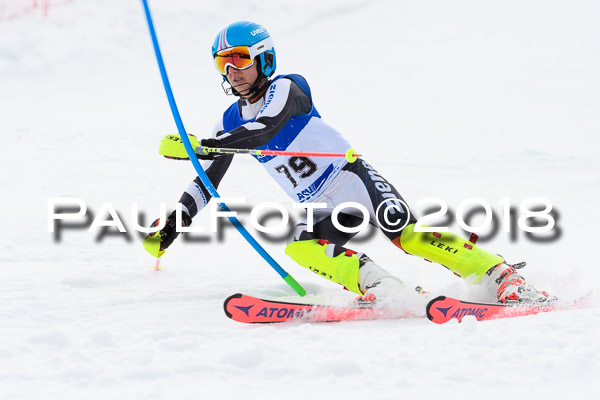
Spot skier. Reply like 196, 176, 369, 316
144, 20, 553, 304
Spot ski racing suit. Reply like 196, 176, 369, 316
178, 74, 504, 295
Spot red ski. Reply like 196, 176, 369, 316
224, 293, 415, 323
225, 293, 590, 324
427, 295, 559, 324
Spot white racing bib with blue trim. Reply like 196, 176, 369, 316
221, 74, 352, 203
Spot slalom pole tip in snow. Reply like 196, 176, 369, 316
345, 148, 359, 163
283, 274, 307, 297
154, 258, 162, 271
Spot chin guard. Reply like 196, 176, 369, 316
221, 74, 270, 104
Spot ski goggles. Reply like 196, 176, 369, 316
213, 37, 274, 75
214, 46, 255, 75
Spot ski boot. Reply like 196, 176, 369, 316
354, 255, 432, 307
482, 261, 556, 304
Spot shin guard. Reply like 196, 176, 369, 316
396, 224, 504, 282
285, 239, 362, 295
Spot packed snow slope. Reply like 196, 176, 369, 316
1, 0, 599, 399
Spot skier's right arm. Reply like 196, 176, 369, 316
178, 132, 233, 219
143, 125, 233, 257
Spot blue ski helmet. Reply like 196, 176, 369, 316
212, 21, 276, 79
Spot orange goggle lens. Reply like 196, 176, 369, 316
214, 47, 254, 75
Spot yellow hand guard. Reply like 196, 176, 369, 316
143, 232, 166, 258
158, 133, 200, 160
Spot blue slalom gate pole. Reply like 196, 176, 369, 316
141, 0, 306, 296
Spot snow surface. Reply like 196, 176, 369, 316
1, 0, 599, 398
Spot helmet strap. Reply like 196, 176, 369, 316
245, 76, 270, 104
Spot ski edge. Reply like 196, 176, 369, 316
224, 292, 325, 324
425, 295, 447, 322
425, 294, 591, 324
223, 293, 241, 320
223, 293, 398, 324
